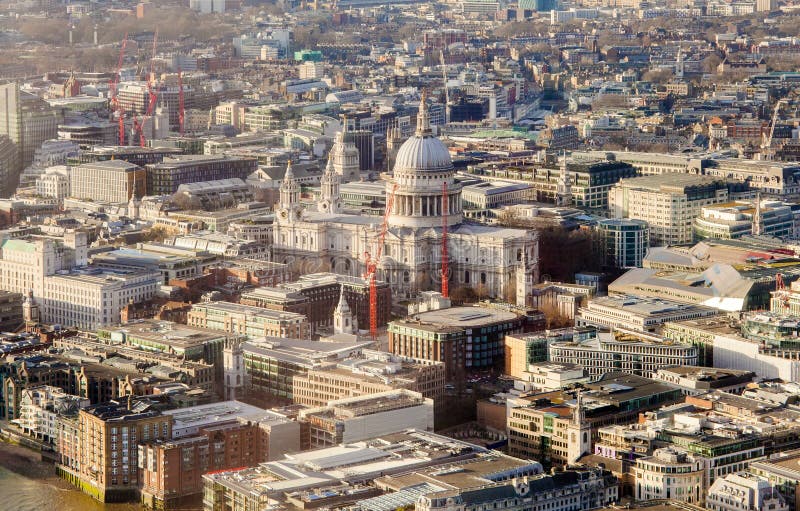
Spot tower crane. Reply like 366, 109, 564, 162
441, 182, 449, 298
363, 182, 398, 339
763, 98, 788, 161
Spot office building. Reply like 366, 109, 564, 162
749, 450, 800, 511
187, 301, 309, 339
519, 361, 589, 391
0, 290, 23, 332
694, 199, 795, 240
504, 328, 597, 378
707, 473, 788, 511
576, 295, 720, 333
653, 366, 754, 396
0, 83, 62, 195
609, 174, 733, 245
549, 330, 698, 378
475, 158, 636, 209
507, 373, 682, 464
298, 389, 434, 448
91, 244, 219, 285
189, 0, 225, 13
0, 136, 18, 197
634, 448, 704, 503
292, 350, 445, 408
0, 234, 161, 329
72, 146, 183, 167
202, 430, 493, 510
145, 156, 258, 195
597, 219, 650, 268
70, 160, 147, 204
388, 306, 526, 383
138, 401, 299, 510
241, 337, 373, 400
35, 166, 70, 199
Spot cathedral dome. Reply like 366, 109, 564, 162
393, 93, 452, 173
394, 135, 452, 172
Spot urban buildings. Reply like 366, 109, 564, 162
58, 399, 174, 502
201, 430, 494, 510
388, 305, 526, 382
272, 99, 538, 301
609, 174, 736, 245
145, 156, 258, 195
187, 301, 309, 339
706, 473, 789, 511
0, 234, 161, 329
291, 350, 445, 408
69, 160, 147, 204
239, 337, 372, 400
576, 295, 720, 333
549, 330, 699, 378
0, 83, 62, 195
507, 372, 682, 464
634, 448, 704, 504
597, 219, 650, 268
138, 401, 299, 509
298, 389, 434, 447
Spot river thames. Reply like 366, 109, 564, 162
0, 441, 145, 511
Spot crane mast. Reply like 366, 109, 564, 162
441, 182, 449, 298
363, 183, 398, 339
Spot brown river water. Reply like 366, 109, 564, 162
0, 441, 143, 511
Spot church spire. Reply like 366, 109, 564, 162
416, 90, 432, 136
333, 286, 354, 335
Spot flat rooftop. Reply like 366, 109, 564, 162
663, 316, 742, 336
191, 301, 306, 321
378, 452, 541, 491
107, 320, 226, 348
165, 400, 288, 435
399, 306, 519, 329
203, 430, 488, 498
587, 294, 719, 317
243, 337, 374, 367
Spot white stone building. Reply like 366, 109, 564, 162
273, 96, 538, 301
635, 447, 705, 503
34, 166, 70, 199
707, 473, 788, 511
0, 233, 160, 329
15, 386, 88, 445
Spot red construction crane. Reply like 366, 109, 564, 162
178, 67, 185, 136
363, 182, 398, 339
441, 181, 449, 298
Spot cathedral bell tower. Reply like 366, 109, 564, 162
277, 160, 303, 223
318, 157, 343, 214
